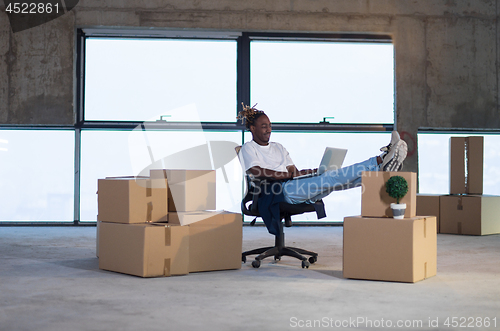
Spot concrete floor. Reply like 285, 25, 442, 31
1, 226, 499, 331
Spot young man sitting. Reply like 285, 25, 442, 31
237, 104, 408, 206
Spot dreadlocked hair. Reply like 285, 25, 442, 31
237, 103, 266, 130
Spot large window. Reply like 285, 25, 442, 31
80, 130, 242, 222
81, 31, 394, 224
251, 41, 394, 124
0, 130, 74, 223
85, 38, 237, 122
418, 133, 500, 195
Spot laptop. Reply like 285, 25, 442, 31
293, 147, 348, 179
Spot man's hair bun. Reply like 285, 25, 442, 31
237, 103, 266, 129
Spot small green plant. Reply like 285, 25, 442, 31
385, 176, 408, 204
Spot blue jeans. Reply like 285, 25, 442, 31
283, 156, 380, 204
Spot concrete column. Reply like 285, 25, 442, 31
1, 11, 74, 125
393, 16, 427, 174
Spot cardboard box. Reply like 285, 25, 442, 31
167, 211, 242, 273
361, 171, 417, 218
450, 136, 483, 195
440, 195, 500, 235
416, 194, 442, 233
343, 215, 437, 283
98, 222, 189, 277
97, 177, 168, 224
150, 169, 216, 212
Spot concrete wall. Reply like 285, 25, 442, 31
1, 0, 499, 171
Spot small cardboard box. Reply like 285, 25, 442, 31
167, 211, 242, 273
97, 177, 168, 224
440, 195, 500, 235
150, 169, 216, 212
361, 171, 417, 218
98, 222, 189, 277
343, 215, 437, 283
450, 136, 483, 195
416, 194, 442, 233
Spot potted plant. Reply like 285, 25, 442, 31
385, 176, 409, 219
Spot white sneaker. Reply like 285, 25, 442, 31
380, 131, 407, 171
380, 131, 400, 153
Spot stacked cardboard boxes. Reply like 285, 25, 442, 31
97, 170, 242, 278
417, 136, 500, 235
343, 171, 437, 283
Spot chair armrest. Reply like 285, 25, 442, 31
241, 176, 264, 216
246, 177, 264, 212
249, 178, 263, 213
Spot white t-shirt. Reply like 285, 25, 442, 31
239, 140, 294, 172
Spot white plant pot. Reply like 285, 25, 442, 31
390, 203, 406, 219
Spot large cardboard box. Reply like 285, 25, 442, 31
440, 195, 500, 235
416, 194, 442, 233
150, 169, 216, 212
167, 211, 242, 273
450, 136, 483, 195
98, 177, 168, 224
98, 222, 189, 277
343, 215, 437, 283
361, 171, 417, 218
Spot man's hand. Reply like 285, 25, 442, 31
298, 168, 318, 175
289, 168, 318, 178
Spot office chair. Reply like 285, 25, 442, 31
237, 147, 326, 269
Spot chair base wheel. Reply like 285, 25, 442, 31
242, 255, 246, 263
242, 243, 317, 269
